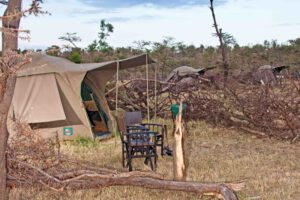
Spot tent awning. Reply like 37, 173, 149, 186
17, 53, 155, 77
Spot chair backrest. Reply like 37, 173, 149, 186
127, 131, 157, 146
124, 111, 142, 126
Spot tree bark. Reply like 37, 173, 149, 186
173, 101, 186, 181
7, 171, 239, 200
0, 75, 17, 200
67, 177, 238, 200
2, 0, 22, 55
209, 0, 229, 84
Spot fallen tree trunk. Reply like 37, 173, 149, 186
7, 171, 240, 200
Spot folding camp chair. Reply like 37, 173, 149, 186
125, 111, 166, 156
126, 130, 158, 171
114, 111, 157, 171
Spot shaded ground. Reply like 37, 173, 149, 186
10, 120, 300, 199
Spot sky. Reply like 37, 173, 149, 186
1, 0, 300, 50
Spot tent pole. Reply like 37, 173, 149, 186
114, 59, 120, 140
146, 54, 150, 123
154, 63, 157, 121
116, 60, 120, 111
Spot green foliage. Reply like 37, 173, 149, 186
55, 35, 300, 77
73, 137, 97, 148
98, 19, 114, 50
222, 32, 237, 46
133, 40, 152, 52
87, 40, 98, 52
87, 19, 114, 52
69, 51, 81, 63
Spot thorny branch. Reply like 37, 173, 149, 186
106, 73, 300, 142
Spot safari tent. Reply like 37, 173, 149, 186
254, 65, 289, 84
165, 66, 214, 82
8, 53, 154, 139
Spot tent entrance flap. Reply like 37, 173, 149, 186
81, 82, 109, 134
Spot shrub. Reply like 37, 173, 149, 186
69, 51, 81, 63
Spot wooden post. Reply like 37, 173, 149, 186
173, 101, 186, 181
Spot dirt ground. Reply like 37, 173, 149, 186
10, 120, 300, 200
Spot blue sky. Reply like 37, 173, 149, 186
1, 0, 300, 50
79, 0, 211, 8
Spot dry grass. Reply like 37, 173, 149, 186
10, 120, 300, 200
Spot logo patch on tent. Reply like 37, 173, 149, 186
63, 127, 74, 136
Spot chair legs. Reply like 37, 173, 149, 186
126, 146, 157, 172
122, 143, 129, 168
122, 143, 125, 167
128, 147, 133, 171
161, 135, 164, 156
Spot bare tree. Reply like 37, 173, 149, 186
209, 0, 229, 83
1, 0, 22, 55
0, 53, 31, 200
0, 1, 45, 199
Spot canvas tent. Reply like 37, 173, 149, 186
8, 53, 154, 139
165, 66, 214, 82
254, 65, 289, 84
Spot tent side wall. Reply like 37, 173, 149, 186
8, 73, 94, 139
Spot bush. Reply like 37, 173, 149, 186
69, 51, 81, 63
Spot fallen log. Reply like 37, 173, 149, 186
8, 173, 240, 200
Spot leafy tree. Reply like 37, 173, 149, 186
271, 39, 278, 49
263, 40, 271, 48
98, 19, 114, 50
45, 45, 61, 56
88, 19, 114, 52
59, 32, 81, 48
87, 40, 98, 52
288, 38, 300, 46
133, 40, 152, 52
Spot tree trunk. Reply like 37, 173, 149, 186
6, 171, 240, 200
66, 177, 239, 200
0, 75, 17, 200
173, 101, 186, 181
209, 0, 229, 84
2, 0, 22, 55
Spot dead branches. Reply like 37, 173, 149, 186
6, 122, 240, 200
109, 72, 300, 142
